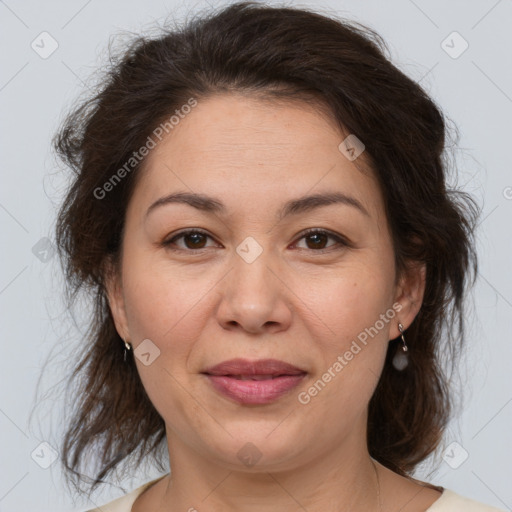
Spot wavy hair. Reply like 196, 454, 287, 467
52, 1, 479, 495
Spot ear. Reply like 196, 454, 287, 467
103, 256, 130, 342
389, 260, 426, 340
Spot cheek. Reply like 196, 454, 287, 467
121, 252, 213, 343
120, 259, 211, 422
315, 265, 394, 345
308, 267, 394, 403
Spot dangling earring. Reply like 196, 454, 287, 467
392, 322, 409, 371
123, 338, 132, 362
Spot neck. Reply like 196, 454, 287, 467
159, 426, 381, 512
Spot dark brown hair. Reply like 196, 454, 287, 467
53, 1, 479, 496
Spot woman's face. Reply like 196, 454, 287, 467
107, 93, 425, 470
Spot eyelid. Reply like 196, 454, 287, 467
162, 227, 351, 252
162, 228, 217, 251
295, 227, 351, 247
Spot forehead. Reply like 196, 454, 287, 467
147, 93, 354, 163
130, 93, 384, 222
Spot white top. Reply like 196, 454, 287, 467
85, 475, 506, 512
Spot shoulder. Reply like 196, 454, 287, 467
427, 488, 507, 512
82, 475, 168, 512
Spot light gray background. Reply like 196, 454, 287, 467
1, 1, 511, 511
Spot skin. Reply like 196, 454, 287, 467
106, 93, 441, 511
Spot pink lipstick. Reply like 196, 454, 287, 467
202, 358, 307, 405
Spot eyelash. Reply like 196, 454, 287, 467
161, 228, 350, 254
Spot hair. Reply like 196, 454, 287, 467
53, 0, 479, 496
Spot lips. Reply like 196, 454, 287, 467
201, 358, 307, 405
201, 358, 306, 378
230, 375, 282, 380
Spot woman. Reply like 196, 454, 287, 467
52, 2, 503, 511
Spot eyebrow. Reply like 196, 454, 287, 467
145, 190, 370, 220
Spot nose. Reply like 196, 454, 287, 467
215, 248, 293, 335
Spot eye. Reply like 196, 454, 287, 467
161, 228, 349, 253
292, 228, 349, 252
162, 229, 216, 251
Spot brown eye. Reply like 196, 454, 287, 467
304, 232, 330, 249
163, 230, 214, 250
162, 228, 349, 253
294, 229, 349, 252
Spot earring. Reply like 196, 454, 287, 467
392, 322, 409, 371
123, 338, 132, 362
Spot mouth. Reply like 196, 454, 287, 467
202, 357, 306, 377
203, 373, 307, 404
214, 374, 304, 380
201, 359, 307, 404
